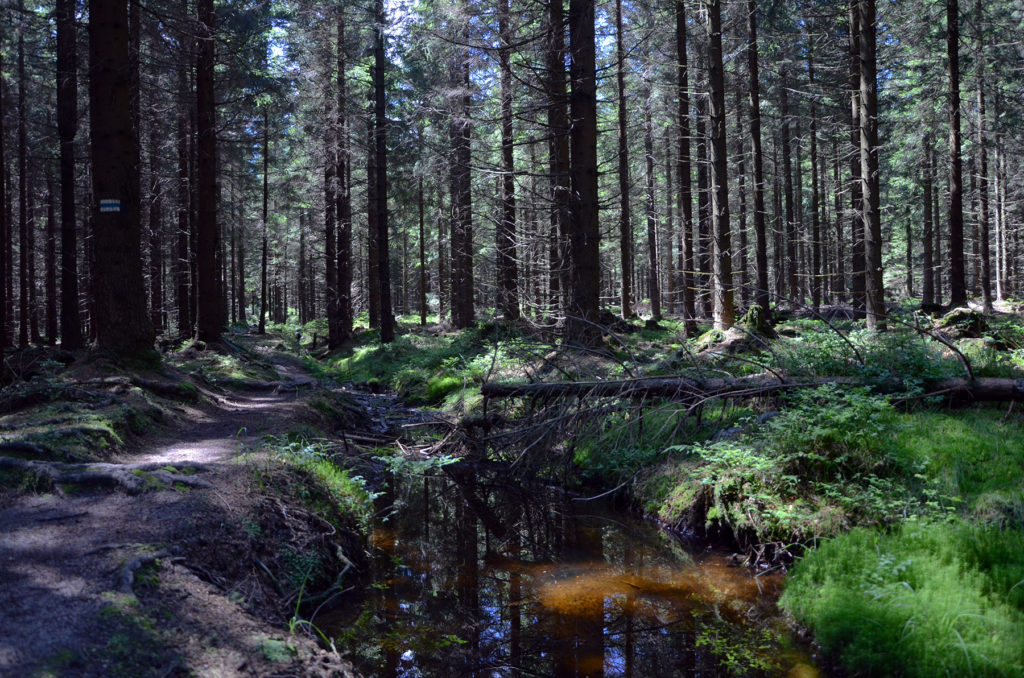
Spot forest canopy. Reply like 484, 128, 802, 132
0, 0, 1022, 353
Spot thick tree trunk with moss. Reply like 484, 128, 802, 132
947, 0, 966, 307
858, 0, 885, 330
707, 0, 733, 330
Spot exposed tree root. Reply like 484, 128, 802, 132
0, 456, 212, 494
118, 549, 171, 593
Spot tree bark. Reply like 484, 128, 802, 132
566, 0, 600, 344
858, 0, 885, 330
324, 32, 339, 347
88, 0, 155, 358
258, 114, 269, 334
745, 0, 769, 316
18, 9, 28, 348
643, 71, 661, 321
449, 15, 474, 329
807, 28, 822, 310
195, 0, 220, 342
975, 0, 992, 313
45, 172, 57, 344
336, 8, 353, 338
922, 134, 935, 306
615, 0, 632, 320
374, 0, 394, 344
546, 0, 570, 320
947, 0, 966, 307
848, 5, 866, 315
56, 0, 83, 348
497, 0, 519, 321
676, 0, 696, 333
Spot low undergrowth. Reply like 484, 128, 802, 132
636, 386, 958, 552
780, 522, 1024, 678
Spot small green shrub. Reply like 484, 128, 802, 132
781, 522, 1024, 678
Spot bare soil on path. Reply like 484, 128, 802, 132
0, 339, 360, 678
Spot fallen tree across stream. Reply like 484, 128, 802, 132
481, 375, 1024, 403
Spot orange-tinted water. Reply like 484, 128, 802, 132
324, 473, 823, 677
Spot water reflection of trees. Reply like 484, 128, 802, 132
335, 470, 791, 677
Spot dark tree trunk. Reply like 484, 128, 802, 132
975, 0, 992, 312
449, 23, 474, 329
0, 43, 7, 352
56, 0, 83, 348
546, 0, 570, 319
643, 75, 660, 321
947, 0, 966, 307
497, 0, 519, 321
148, 139, 164, 332
808, 30, 822, 310
858, 0, 885, 330
848, 5, 866, 315
337, 9, 353, 338
45, 172, 57, 344
734, 84, 748, 308
745, 0, 769, 315
565, 0, 600, 344
419, 176, 427, 325
373, 0, 394, 344
676, 0, 695, 332
325, 40, 339, 347
779, 74, 797, 305
195, 0, 220, 342
18, 13, 28, 348
367, 118, 379, 328
258, 115, 269, 334
615, 0, 632, 319
706, 0, 733, 330
922, 134, 935, 306
88, 0, 154, 357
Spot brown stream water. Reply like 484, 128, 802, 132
323, 469, 824, 677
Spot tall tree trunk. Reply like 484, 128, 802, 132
367, 116, 379, 328
45, 172, 57, 344
419, 176, 427, 325
149, 126, 164, 331
665, 135, 674, 314
706, 0, 732, 330
745, 0, 769, 315
974, 0, 992, 312
0, 42, 7, 352
858, 0, 885, 329
832, 138, 845, 303
374, 0, 394, 343
921, 133, 935, 306
947, 0, 966, 307
325, 39, 339, 347
807, 29, 822, 310
615, 0, 632, 319
676, 0, 696, 333
848, 5, 866, 314
696, 95, 711, 318
88, 0, 154, 357
779, 74, 797, 305
497, 0, 519, 320
258, 115, 269, 334
195, 0, 220, 342
643, 73, 660, 321
734, 85, 748, 308
337, 9, 353, 338
18, 10, 28, 348
565, 0, 600, 344
56, 0, 82, 348
449, 21, 474, 330
176, 73, 192, 335
547, 0, 570, 320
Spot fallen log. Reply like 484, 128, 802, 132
481, 375, 1024, 403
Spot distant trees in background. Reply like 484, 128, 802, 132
1, 0, 1024, 356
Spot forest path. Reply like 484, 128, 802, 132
0, 336, 357, 678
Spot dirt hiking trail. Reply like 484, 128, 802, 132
0, 339, 360, 678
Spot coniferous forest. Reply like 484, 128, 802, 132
2, 0, 1024, 676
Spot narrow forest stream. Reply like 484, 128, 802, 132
322, 465, 823, 677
